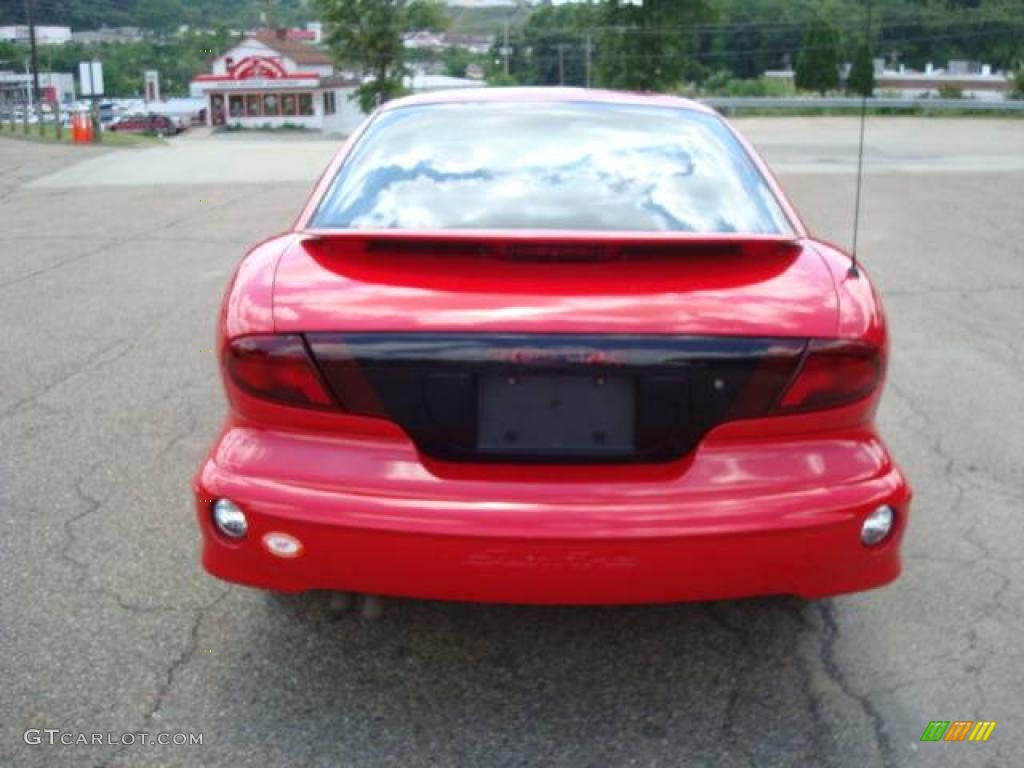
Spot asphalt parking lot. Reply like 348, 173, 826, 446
1, 118, 1022, 767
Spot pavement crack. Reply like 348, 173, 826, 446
816, 601, 894, 768
0, 338, 137, 423
94, 590, 229, 768
56, 463, 188, 615
0, 238, 124, 290
0, 185, 261, 292
158, 399, 199, 457
702, 605, 759, 768
143, 590, 229, 727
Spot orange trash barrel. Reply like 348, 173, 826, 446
71, 111, 93, 144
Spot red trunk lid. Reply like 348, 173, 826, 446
272, 232, 837, 338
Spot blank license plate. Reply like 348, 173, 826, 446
478, 374, 635, 457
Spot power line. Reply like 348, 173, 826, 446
521, 27, 1023, 65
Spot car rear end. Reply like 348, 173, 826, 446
193, 91, 910, 604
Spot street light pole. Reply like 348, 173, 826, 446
503, 19, 510, 77
23, 0, 41, 103
585, 33, 592, 88
24, 0, 44, 135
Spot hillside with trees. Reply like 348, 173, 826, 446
0, 0, 312, 32
1, 1, 1021, 101
476, 0, 1021, 93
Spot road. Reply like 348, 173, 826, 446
1, 119, 1022, 767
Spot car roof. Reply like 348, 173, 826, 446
380, 86, 716, 115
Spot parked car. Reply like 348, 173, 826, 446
194, 88, 911, 605
108, 113, 181, 136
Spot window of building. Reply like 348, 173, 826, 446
229, 94, 244, 117
323, 91, 336, 115
282, 94, 297, 116
263, 93, 279, 116
245, 94, 261, 116
298, 93, 313, 116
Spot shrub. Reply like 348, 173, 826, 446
1012, 67, 1024, 99
795, 19, 841, 95
701, 71, 794, 98
847, 42, 875, 97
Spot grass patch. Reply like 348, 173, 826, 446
0, 122, 166, 146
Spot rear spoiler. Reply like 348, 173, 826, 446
299, 229, 801, 262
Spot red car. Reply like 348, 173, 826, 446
109, 113, 181, 136
194, 88, 911, 604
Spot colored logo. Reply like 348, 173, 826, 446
920, 721, 997, 742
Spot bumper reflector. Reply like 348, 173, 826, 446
262, 532, 304, 559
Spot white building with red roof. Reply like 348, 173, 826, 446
191, 30, 364, 135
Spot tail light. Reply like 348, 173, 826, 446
776, 340, 883, 413
225, 335, 336, 409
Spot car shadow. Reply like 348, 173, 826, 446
201, 591, 852, 766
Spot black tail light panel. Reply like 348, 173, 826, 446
306, 333, 806, 464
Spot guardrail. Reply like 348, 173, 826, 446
700, 96, 1024, 113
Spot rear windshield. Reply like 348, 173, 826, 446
312, 101, 793, 234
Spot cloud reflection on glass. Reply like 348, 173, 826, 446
313, 102, 793, 234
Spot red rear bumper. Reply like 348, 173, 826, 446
193, 425, 910, 604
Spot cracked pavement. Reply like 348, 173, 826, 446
1, 121, 1022, 767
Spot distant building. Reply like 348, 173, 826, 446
403, 30, 496, 54
403, 31, 446, 51
0, 71, 75, 106
71, 26, 144, 45
1, 71, 34, 107
766, 59, 1012, 101
947, 60, 983, 75
405, 73, 486, 93
0, 25, 71, 45
190, 30, 363, 134
441, 32, 495, 55
247, 26, 319, 43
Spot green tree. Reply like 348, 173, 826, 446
847, 41, 875, 96
520, 4, 597, 87
1013, 65, 1024, 99
137, 0, 184, 37
706, 0, 806, 80
795, 18, 840, 95
0, 40, 21, 69
596, 0, 712, 92
316, 0, 447, 113
442, 46, 473, 78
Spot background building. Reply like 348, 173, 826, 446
70, 27, 144, 45
0, 71, 75, 107
0, 25, 71, 45
765, 59, 1013, 101
190, 30, 363, 134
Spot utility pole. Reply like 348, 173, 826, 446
24, 0, 41, 126
502, 18, 510, 77
584, 33, 592, 88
